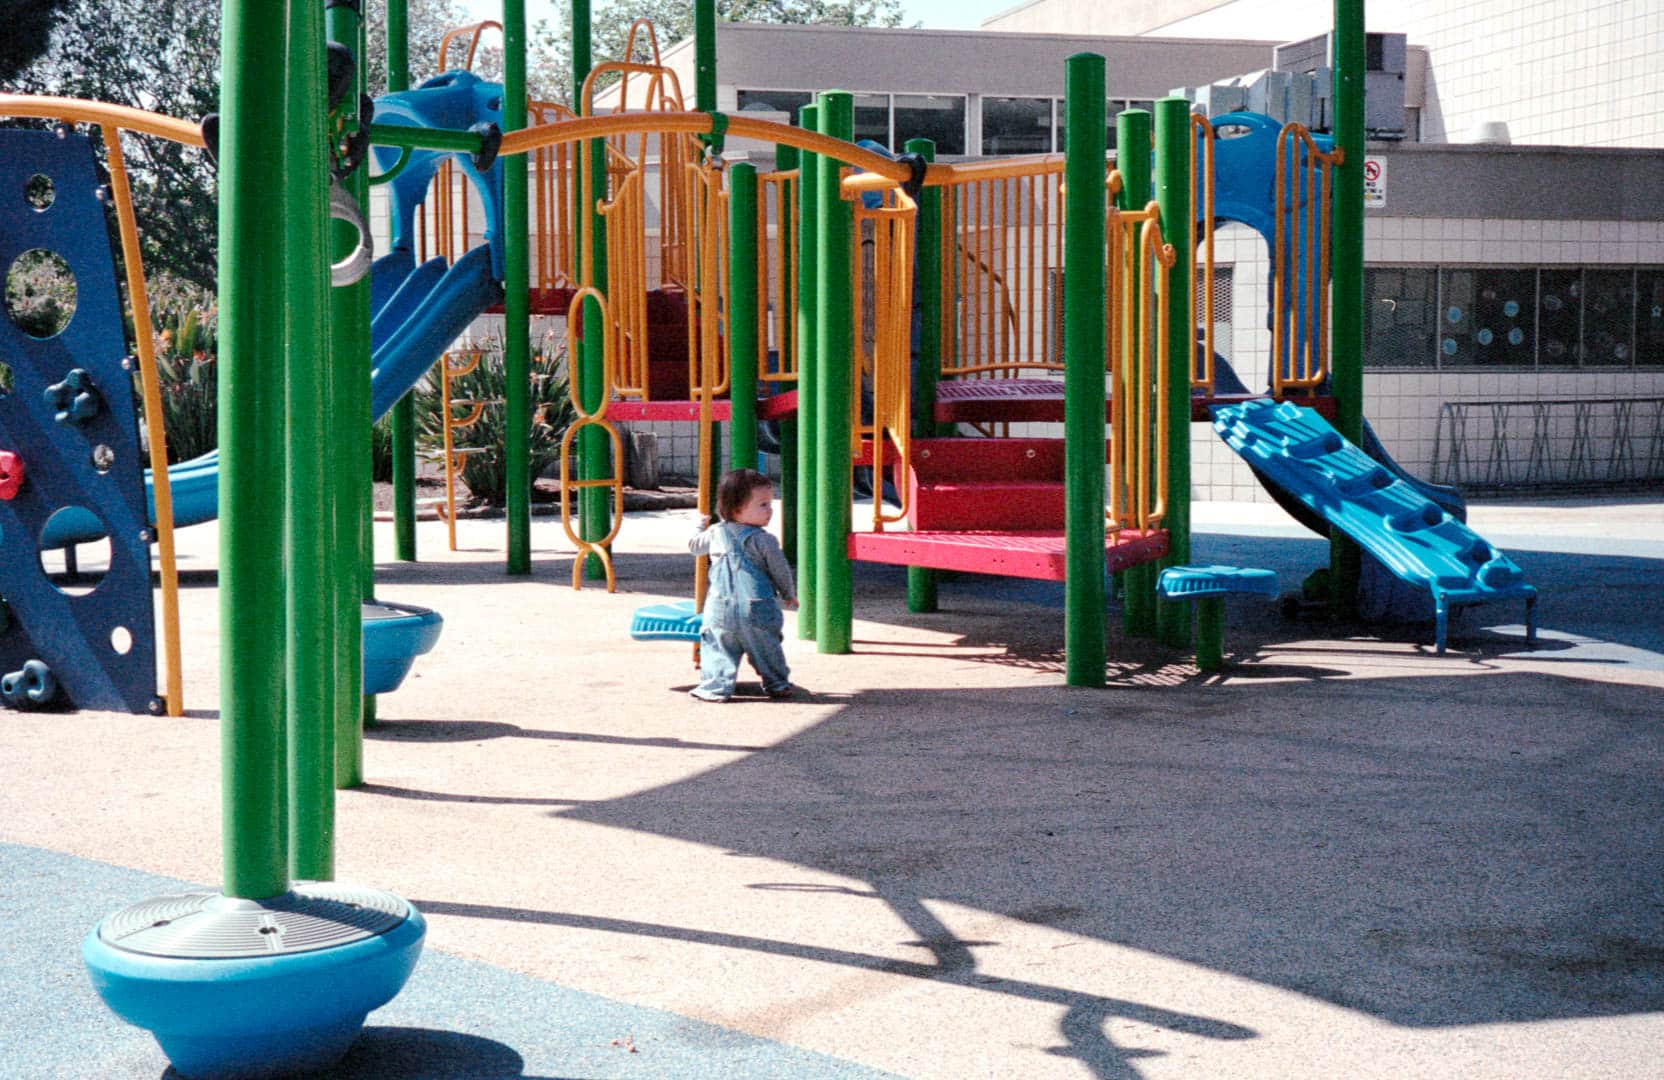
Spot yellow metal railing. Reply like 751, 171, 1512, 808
1107, 196, 1176, 535
0, 94, 198, 717
847, 173, 919, 532
934, 155, 1067, 380
683, 158, 731, 403
600, 167, 650, 397
1190, 112, 1218, 395
558, 288, 625, 592
758, 166, 800, 385
1273, 121, 1340, 394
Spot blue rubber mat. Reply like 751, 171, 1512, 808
0, 842, 900, 1080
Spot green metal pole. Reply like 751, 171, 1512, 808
695, 0, 716, 113
385, 0, 417, 566
815, 92, 854, 654
1116, 106, 1157, 640
322, 0, 366, 811
693, 0, 722, 500
775, 144, 799, 563
905, 136, 940, 614
218, 0, 290, 900
1063, 55, 1108, 688
1330, 0, 1365, 617
572, 0, 608, 581
1195, 596, 1225, 671
503, 0, 531, 574
795, 104, 820, 639
1153, 97, 1193, 650
729, 163, 759, 471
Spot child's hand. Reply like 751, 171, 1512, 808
698, 514, 711, 530
782, 596, 799, 610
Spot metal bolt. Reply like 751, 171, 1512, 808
138, 528, 152, 542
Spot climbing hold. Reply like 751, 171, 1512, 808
1, 659, 60, 709
44, 368, 101, 425
0, 450, 22, 499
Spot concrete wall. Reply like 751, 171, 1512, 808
984, 0, 1233, 36
661, 23, 1276, 103
1028, 0, 1664, 149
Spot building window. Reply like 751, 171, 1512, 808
1360, 265, 1661, 369
982, 96, 1052, 155
1365, 267, 1436, 367
853, 93, 890, 148
1537, 268, 1581, 366
1584, 268, 1636, 366
1639, 269, 1664, 365
735, 89, 813, 121
894, 94, 965, 155
1439, 267, 1535, 367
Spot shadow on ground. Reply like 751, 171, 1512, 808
520, 673, 1664, 1038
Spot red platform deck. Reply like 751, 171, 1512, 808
931, 379, 1335, 425
848, 527, 1168, 582
605, 389, 798, 424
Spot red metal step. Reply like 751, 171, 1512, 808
848, 528, 1168, 582
910, 480, 1063, 531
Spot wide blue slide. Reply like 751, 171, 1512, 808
1212, 398, 1536, 652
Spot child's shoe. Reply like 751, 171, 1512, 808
689, 688, 729, 703
764, 684, 799, 700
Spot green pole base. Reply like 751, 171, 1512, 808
1195, 596, 1225, 672
907, 567, 938, 613
1122, 563, 1158, 638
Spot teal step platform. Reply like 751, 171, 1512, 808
1212, 399, 1536, 654
630, 600, 703, 642
1157, 565, 1280, 671
362, 601, 444, 695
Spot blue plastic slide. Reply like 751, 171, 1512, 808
108, 244, 501, 540
1212, 398, 1536, 652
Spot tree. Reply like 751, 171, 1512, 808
363, 0, 474, 98
0, 0, 74, 84
12, 0, 220, 291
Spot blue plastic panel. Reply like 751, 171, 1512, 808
0, 129, 158, 711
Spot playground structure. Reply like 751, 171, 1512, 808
0, 0, 1550, 1074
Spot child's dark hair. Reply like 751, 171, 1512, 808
715, 468, 772, 521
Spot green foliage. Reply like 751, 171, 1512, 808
132, 275, 218, 464
371, 415, 395, 483
4, 249, 78, 339
0, 0, 74, 81
413, 332, 575, 507
13, 0, 220, 292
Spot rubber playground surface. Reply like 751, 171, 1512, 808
3, 496, 1661, 1079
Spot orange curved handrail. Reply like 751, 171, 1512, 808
0, 94, 204, 146
622, 18, 665, 66
500, 112, 914, 182
437, 21, 504, 74
1272, 122, 1341, 395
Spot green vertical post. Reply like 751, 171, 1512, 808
815, 92, 854, 654
775, 144, 799, 563
218, 0, 291, 900
1330, 0, 1365, 617
1116, 106, 1157, 639
795, 104, 820, 639
570, 0, 607, 580
341, 0, 396, 783
1063, 54, 1108, 688
729, 163, 759, 470
389, 0, 416, 564
1152, 97, 1193, 649
905, 136, 940, 614
695, 0, 717, 113
503, 0, 531, 574
1195, 596, 1225, 671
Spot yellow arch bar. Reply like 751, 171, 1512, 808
0, 94, 205, 147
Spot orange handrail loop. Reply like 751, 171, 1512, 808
1272, 122, 1340, 395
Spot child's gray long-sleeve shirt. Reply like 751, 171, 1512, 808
689, 520, 796, 604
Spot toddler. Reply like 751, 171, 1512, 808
688, 468, 796, 702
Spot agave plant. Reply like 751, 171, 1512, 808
413, 331, 576, 507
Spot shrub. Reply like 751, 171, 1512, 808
412, 332, 576, 507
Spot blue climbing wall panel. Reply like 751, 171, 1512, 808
0, 128, 158, 713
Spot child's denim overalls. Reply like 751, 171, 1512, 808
695, 523, 789, 698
